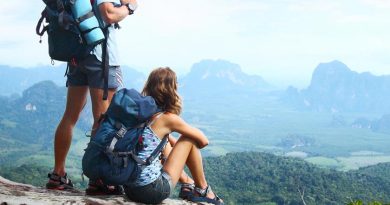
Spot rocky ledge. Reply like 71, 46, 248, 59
0, 176, 198, 205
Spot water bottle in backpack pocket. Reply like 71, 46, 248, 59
71, 0, 105, 45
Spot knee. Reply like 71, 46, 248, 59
178, 136, 199, 148
61, 111, 80, 127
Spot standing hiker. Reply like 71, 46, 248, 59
46, 0, 138, 194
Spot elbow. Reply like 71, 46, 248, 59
198, 139, 209, 149
102, 14, 117, 24
99, 3, 119, 24
204, 140, 209, 147
200, 135, 209, 148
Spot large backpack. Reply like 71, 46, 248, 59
82, 88, 169, 185
36, 0, 112, 100
36, 0, 105, 62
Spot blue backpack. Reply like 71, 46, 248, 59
36, 0, 116, 100
82, 88, 168, 185
36, 0, 105, 62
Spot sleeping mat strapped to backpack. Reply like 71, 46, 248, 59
82, 88, 168, 185
36, 0, 105, 62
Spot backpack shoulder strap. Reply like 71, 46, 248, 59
101, 27, 109, 100
36, 10, 48, 40
145, 134, 169, 165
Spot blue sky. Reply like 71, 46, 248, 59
0, 0, 389, 88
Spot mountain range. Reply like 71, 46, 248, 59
0, 59, 272, 165
0, 59, 271, 96
3, 60, 390, 115
1, 60, 390, 204
0, 64, 145, 96
284, 60, 390, 114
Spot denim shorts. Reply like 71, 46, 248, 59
66, 54, 123, 89
125, 171, 173, 204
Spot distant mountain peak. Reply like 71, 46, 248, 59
308, 60, 356, 88
286, 60, 390, 113
189, 59, 242, 77
183, 59, 269, 91
315, 60, 351, 75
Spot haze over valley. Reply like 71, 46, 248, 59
1, 59, 390, 172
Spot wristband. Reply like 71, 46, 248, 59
126, 3, 137, 15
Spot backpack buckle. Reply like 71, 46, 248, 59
116, 126, 127, 139
70, 58, 77, 66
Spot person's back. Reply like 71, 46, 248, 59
130, 114, 164, 187
124, 67, 224, 205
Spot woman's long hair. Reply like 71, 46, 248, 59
142, 67, 182, 115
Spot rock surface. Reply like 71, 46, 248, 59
0, 176, 196, 205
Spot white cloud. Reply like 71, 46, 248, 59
335, 14, 370, 23
361, 0, 390, 8
1, 0, 390, 85
288, 0, 340, 12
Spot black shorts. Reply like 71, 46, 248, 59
66, 54, 123, 89
125, 171, 172, 204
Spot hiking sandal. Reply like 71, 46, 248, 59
178, 183, 195, 200
46, 172, 74, 190
189, 185, 224, 205
85, 179, 124, 196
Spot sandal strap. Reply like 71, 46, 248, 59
48, 172, 71, 184
194, 185, 212, 197
181, 183, 195, 190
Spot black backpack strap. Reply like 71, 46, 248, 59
101, 27, 109, 100
125, 134, 169, 168
75, 11, 95, 24
106, 122, 128, 153
106, 124, 169, 166
36, 9, 48, 41
56, 0, 65, 11
106, 121, 147, 153
145, 135, 169, 165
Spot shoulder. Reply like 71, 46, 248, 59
158, 112, 185, 128
160, 112, 181, 123
148, 112, 181, 138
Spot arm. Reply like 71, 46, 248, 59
98, 2, 131, 24
166, 114, 209, 149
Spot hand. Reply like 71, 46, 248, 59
168, 134, 178, 146
120, 0, 131, 4
197, 138, 209, 149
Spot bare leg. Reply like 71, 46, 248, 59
163, 137, 217, 199
89, 88, 116, 137
54, 86, 88, 176
163, 141, 194, 185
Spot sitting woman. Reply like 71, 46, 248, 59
124, 67, 224, 205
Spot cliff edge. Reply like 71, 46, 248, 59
0, 176, 197, 205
